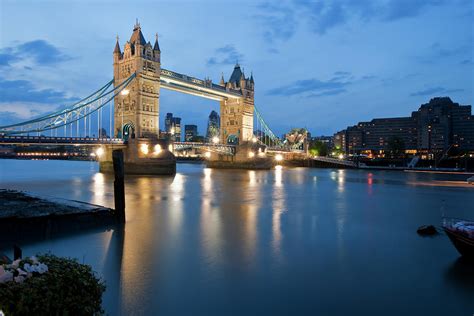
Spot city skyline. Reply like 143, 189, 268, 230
0, 0, 472, 136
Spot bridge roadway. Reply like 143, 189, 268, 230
0, 135, 126, 146
0, 136, 236, 154
160, 68, 242, 101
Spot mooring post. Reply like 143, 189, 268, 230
112, 149, 126, 223
13, 244, 22, 260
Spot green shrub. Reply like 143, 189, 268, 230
0, 254, 105, 315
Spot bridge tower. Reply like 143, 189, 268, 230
113, 21, 161, 139
219, 64, 254, 144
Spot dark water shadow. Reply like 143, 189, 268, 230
0, 215, 119, 251
444, 256, 474, 291
101, 224, 125, 315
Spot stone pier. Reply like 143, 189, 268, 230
99, 138, 176, 175
206, 142, 273, 170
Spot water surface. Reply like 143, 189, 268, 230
1, 160, 473, 315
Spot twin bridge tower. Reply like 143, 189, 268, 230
113, 21, 255, 145
0, 22, 278, 175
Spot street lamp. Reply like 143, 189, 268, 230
154, 144, 162, 155
275, 154, 283, 162
95, 147, 104, 157
212, 136, 219, 144
140, 143, 149, 155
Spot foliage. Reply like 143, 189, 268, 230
309, 140, 329, 157
0, 254, 105, 316
284, 128, 308, 149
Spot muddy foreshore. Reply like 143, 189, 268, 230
0, 189, 118, 246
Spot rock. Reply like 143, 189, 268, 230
417, 225, 438, 236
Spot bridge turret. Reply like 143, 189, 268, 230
113, 36, 122, 61
220, 63, 255, 145
113, 22, 161, 139
219, 73, 225, 86
153, 33, 161, 62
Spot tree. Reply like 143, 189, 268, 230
309, 140, 328, 157
386, 136, 405, 158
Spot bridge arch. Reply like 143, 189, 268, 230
226, 134, 239, 145
122, 122, 136, 140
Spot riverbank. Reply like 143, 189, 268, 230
0, 189, 118, 246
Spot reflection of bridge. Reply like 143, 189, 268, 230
0, 22, 293, 173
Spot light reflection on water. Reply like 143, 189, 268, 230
1, 160, 474, 315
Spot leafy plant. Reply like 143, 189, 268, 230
0, 254, 105, 315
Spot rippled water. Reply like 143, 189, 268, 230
1, 160, 473, 315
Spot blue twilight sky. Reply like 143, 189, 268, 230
0, 0, 473, 136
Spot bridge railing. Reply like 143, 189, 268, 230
312, 156, 357, 167
0, 135, 125, 145
161, 68, 242, 98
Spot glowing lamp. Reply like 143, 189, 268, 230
95, 147, 104, 157
205, 151, 211, 158
212, 136, 219, 144
154, 144, 162, 155
338, 154, 344, 160
248, 152, 255, 158
252, 137, 257, 143
140, 143, 149, 155
120, 89, 129, 96
275, 154, 283, 162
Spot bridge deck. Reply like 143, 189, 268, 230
0, 135, 125, 146
161, 68, 242, 100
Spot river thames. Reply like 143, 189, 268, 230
1, 159, 473, 315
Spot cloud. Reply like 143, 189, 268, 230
267, 77, 350, 97
410, 86, 464, 96
0, 77, 76, 104
0, 40, 72, 68
256, 0, 450, 41
254, 2, 297, 43
207, 45, 244, 65
384, 0, 445, 21
0, 102, 59, 123
460, 59, 472, 65
307, 88, 347, 98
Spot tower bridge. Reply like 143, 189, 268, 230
0, 22, 294, 174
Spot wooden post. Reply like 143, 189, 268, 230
13, 245, 22, 260
113, 149, 126, 223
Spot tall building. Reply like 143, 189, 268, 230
164, 113, 181, 141
113, 21, 161, 139
165, 113, 173, 134
206, 110, 220, 141
334, 97, 474, 155
184, 125, 198, 142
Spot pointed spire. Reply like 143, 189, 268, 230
153, 33, 160, 51
114, 35, 121, 54
219, 72, 225, 85
250, 71, 254, 83
130, 21, 146, 45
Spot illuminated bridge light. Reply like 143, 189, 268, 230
275, 154, 283, 162
154, 144, 162, 155
140, 144, 149, 155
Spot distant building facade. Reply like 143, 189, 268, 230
184, 124, 198, 142
164, 112, 181, 141
206, 110, 220, 141
334, 97, 474, 156
310, 135, 334, 149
